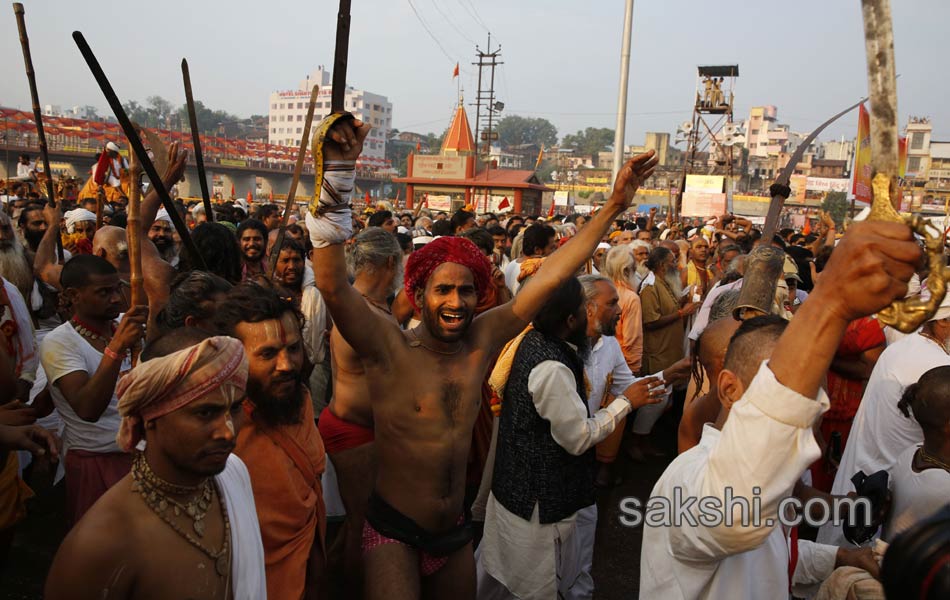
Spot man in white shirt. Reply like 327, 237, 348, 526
477, 276, 663, 599
640, 220, 922, 599
883, 365, 950, 541
13, 154, 36, 182
818, 295, 950, 546
40, 255, 147, 525
502, 223, 556, 295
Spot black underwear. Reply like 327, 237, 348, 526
365, 492, 473, 557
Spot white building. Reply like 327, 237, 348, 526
267, 67, 392, 160
820, 136, 856, 166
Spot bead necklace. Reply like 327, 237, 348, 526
131, 453, 231, 577
71, 316, 115, 342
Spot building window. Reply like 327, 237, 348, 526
908, 156, 921, 173
280, 103, 285, 109
271, 103, 277, 109
297, 115, 303, 121
911, 132, 925, 150
297, 127, 302, 134
298, 102, 304, 109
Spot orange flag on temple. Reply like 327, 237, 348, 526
230, 183, 235, 198
453, 63, 459, 78
365, 191, 371, 205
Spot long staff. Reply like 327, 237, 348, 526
182, 59, 214, 223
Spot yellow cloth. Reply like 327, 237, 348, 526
488, 325, 534, 416
0, 451, 33, 530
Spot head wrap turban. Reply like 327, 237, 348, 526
155, 208, 173, 223
64, 208, 97, 233
404, 236, 492, 310
116, 336, 248, 452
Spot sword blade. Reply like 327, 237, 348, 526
331, 0, 352, 113
182, 58, 214, 222
861, 0, 900, 186
761, 97, 866, 240
72, 31, 207, 271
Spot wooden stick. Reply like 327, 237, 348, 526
95, 187, 104, 230
181, 59, 214, 223
13, 2, 64, 261
126, 151, 145, 366
268, 85, 319, 278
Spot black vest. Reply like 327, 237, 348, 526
491, 329, 596, 524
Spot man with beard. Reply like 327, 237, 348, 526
368, 210, 397, 233
237, 219, 267, 281
17, 203, 47, 253
40, 255, 147, 524
630, 239, 651, 289
272, 237, 330, 409
0, 210, 36, 304
62, 208, 97, 254
216, 283, 327, 600
477, 276, 664, 598
45, 331, 267, 600
317, 227, 403, 595
256, 204, 282, 231
633, 246, 700, 460
147, 209, 178, 267
307, 116, 658, 598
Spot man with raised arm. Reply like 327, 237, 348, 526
307, 117, 657, 599
639, 220, 921, 599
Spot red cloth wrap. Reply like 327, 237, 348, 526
404, 237, 493, 310
318, 407, 375, 454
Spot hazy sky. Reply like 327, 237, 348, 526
2, 0, 948, 146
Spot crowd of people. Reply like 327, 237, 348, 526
0, 118, 948, 600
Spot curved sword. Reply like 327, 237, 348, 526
761, 97, 866, 240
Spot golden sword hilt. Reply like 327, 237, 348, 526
867, 173, 950, 332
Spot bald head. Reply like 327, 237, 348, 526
698, 317, 741, 376
723, 315, 788, 387
92, 226, 129, 273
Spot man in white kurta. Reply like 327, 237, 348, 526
818, 309, 950, 546
639, 219, 920, 599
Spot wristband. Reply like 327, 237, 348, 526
103, 346, 122, 361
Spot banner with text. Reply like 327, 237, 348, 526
681, 191, 727, 217
852, 103, 872, 202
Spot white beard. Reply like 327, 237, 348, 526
665, 270, 684, 298
0, 243, 33, 300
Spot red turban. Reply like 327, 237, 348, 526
404, 236, 493, 310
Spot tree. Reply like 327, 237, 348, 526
821, 191, 849, 228
175, 101, 240, 135
495, 115, 558, 148
146, 96, 174, 127
561, 127, 615, 157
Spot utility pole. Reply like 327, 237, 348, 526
611, 0, 635, 187
471, 35, 503, 209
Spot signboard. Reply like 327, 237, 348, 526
553, 190, 570, 206
685, 174, 724, 194
412, 155, 467, 180
681, 191, 726, 217
732, 196, 770, 217
220, 158, 248, 168
789, 174, 808, 203
425, 194, 453, 212
806, 177, 850, 193
852, 103, 872, 203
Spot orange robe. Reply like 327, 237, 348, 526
236, 391, 326, 600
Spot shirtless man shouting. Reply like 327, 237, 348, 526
308, 118, 658, 599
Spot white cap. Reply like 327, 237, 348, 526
64, 208, 97, 232
155, 208, 173, 223
106, 141, 120, 153
190, 203, 205, 216
234, 198, 249, 212
397, 226, 410, 235
596, 242, 610, 250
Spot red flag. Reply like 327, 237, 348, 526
453, 63, 459, 78
416, 141, 421, 153
246, 190, 253, 203
548, 202, 555, 218
802, 214, 812, 236
269, 189, 274, 202
498, 196, 510, 210
230, 183, 235, 198
365, 191, 371, 206
424, 193, 429, 207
